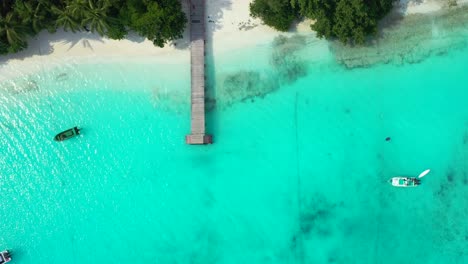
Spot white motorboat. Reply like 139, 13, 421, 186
389, 169, 430, 188
389, 177, 421, 187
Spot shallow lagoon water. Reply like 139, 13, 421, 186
1, 11, 468, 264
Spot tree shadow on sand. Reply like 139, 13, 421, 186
0, 0, 194, 62
168, 0, 232, 50
0, 28, 106, 63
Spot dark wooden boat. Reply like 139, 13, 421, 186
54, 127, 80, 141
0, 250, 11, 264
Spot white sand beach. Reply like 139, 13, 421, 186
0, 0, 466, 82
0, 0, 279, 82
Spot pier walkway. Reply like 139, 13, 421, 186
186, 0, 212, 145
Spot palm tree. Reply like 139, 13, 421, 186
13, 0, 51, 34
1, 0, 15, 16
59, 0, 112, 36
67, 0, 89, 21
81, 0, 112, 36
0, 13, 28, 48
51, 5, 81, 32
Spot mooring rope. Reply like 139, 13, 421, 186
294, 91, 304, 264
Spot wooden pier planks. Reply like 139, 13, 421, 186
186, 0, 212, 144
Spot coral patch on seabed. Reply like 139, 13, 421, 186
288, 194, 347, 263
214, 35, 309, 109
216, 70, 279, 108
298, 195, 343, 237
271, 35, 308, 84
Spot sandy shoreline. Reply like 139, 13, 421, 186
399, 0, 468, 14
0, 0, 466, 82
0, 0, 278, 82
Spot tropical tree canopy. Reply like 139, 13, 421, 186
250, 0, 298, 32
251, 0, 395, 45
0, 0, 188, 55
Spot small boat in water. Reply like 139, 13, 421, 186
389, 169, 430, 188
389, 177, 421, 187
0, 250, 11, 264
54, 126, 80, 141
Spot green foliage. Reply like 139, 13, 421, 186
80, 0, 112, 36
0, 0, 188, 55
0, 39, 9, 54
106, 20, 127, 40
51, 4, 81, 33
333, 0, 377, 44
254, 0, 395, 45
249, 0, 297, 32
0, 12, 29, 52
14, 0, 52, 34
124, 0, 187, 47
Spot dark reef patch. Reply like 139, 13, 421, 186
216, 70, 279, 108
300, 207, 330, 235
446, 169, 455, 183
271, 35, 308, 84
289, 195, 345, 263
435, 183, 449, 198
299, 195, 342, 237
213, 34, 309, 109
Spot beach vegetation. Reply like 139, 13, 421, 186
0, 0, 187, 55
251, 0, 395, 45
0, 12, 29, 52
249, 0, 298, 31
51, 4, 81, 33
14, 0, 55, 34
121, 0, 187, 47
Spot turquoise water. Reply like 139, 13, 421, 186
1, 14, 468, 264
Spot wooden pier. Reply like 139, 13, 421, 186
186, 0, 212, 145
